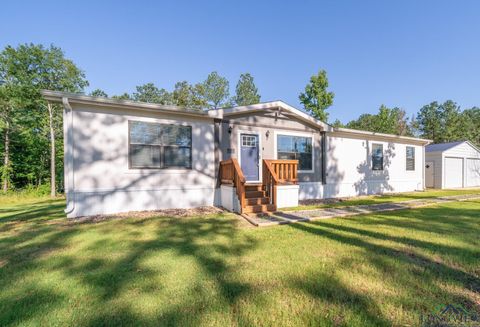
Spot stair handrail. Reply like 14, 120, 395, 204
220, 158, 246, 212
262, 160, 279, 206
264, 159, 298, 184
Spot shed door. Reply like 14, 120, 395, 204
425, 161, 434, 188
466, 158, 480, 187
444, 157, 464, 188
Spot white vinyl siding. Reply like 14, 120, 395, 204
67, 106, 215, 218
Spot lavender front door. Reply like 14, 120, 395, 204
240, 133, 259, 182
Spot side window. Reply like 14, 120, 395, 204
372, 144, 384, 170
129, 121, 192, 169
406, 146, 415, 171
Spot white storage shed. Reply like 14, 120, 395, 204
425, 141, 480, 189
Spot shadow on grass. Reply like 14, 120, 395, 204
1, 197, 479, 325
0, 199, 65, 223
288, 205, 480, 314
313, 215, 479, 263
359, 203, 480, 235
63, 215, 257, 326
0, 197, 258, 326
290, 272, 390, 326
0, 222, 79, 325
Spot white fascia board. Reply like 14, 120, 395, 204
41, 90, 211, 119
333, 127, 432, 145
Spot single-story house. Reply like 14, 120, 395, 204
425, 141, 480, 189
42, 90, 431, 218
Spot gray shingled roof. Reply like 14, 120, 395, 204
425, 141, 466, 152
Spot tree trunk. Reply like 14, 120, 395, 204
2, 120, 10, 193
48, 103, 56, 197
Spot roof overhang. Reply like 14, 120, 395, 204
332, 127, 432, 145
41, 90, 212, 119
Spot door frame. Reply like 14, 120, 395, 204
237, 130, 262, 184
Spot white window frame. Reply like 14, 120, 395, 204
273, 130, 315, 173
371, 143, 384, 171
125, 118, 195, 174
237, 130, 262, 184
406, 146, 416, 171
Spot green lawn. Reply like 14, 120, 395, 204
285, 188, 480, 211
0, 195, 479, 326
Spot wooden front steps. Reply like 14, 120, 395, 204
243, 184, 276, 214
219, 158, 298, 215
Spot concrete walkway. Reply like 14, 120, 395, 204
242, 194, 480, 227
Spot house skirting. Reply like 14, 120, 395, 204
299, 180, 424, 200
67, 180, 425, 217
276, 184, 300, 208
67, 187, 216, 218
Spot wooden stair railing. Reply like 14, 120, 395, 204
265, 160, 298, 184
262, 160, 279, 206
219, 158, 246, 213
220, 159, 298, 214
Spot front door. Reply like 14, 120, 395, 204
240, 133, 259, 182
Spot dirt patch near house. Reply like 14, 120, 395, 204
70, 206, 225, 224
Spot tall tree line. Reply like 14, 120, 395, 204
332, 100, 480, 145
97, 72, 261, 110
0, 43, 262, 194
0, 44, 88, 195
300, 70, 479, 146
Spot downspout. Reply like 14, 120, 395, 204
62, 97, 75, 215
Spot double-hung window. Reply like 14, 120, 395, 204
277, 134, 313, 171
372, 143, 384, 171
406, 146, 415, 171
129, 121, 192, 169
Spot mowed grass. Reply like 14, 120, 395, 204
0, 195, 479, 326
285, 188, 480, 211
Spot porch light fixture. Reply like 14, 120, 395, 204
266, 130, 270, 139
228, 126, 233, 134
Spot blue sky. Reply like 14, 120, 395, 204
2, 0, 479, 122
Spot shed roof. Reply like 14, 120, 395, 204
425, 141, 480, 153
